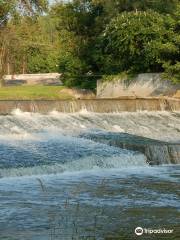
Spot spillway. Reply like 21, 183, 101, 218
0, 109, 179, 177
0, 101, 180, 239
0, 98, 179, 114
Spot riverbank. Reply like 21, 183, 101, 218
0, 85, 179, 101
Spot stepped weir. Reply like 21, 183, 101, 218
81, 133, 180, 165
0, 98, 179, 114
0, 98, 179, 172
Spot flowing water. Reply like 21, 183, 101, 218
0, 110, 180, 239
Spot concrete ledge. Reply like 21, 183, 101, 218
81, 132, 180, 165
0, 98, 179, 114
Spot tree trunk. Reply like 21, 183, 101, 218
0, 43, 6, 87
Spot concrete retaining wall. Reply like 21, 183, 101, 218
97, 73, 180, 98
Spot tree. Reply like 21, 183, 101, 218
2, 14, 60, 74
51, 0, 179, 87
0, 0, 48, 84
93, 0, 179, 17
96, 10, 179, 82
161, 2, 180, 83
52, 0, 103, 89
1, 0, 179, 87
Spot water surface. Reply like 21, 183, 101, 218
0, 110, 179, 239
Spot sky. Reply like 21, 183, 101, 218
49, 0, 55, 4
49, 0, 68, 4
49, 0, 57, 5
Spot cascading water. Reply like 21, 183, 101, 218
0, 133, 147, 178
0, 98, 179, 114
0, 110, 179, 177
0, 109, 153, 178
0, 108, 180, 239
1, 109, 180, 141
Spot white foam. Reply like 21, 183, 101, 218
0, 154, 147, 178
113, 125, 124, 132
0, 110, 179, 141
11, 109, 34, 118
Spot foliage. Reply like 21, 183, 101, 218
0, 0, 13, 25
101, 72, 128, 83
100, 72, 138, 84
163, 62, 180, 83
52, 0, 104, 89
0, 0, 48, 84
94, 0, 179, 16
98, 11, 177, 75
0, 0, 48, 15
161, 3, 180, 83
52, 0, 180, 87
0, 0, 180, 88
1, 15, 60, 75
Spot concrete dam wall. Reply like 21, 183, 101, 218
0, 98, 179, 114
97, 73, 180, 98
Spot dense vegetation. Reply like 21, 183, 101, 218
0, 0, 180, 89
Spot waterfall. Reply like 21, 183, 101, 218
81, 132, 180, 165
0, 98, 179, 114
0, 110, 179, 142
0, 155, 148, 178
0, 132, 147, 178
0, 110, 179, 178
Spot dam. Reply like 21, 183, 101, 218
0, 98, 179, 114
0, 99, 180, 239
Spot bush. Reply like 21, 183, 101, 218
98, 10, 179, 82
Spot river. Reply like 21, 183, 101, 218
0, 110, 179, 239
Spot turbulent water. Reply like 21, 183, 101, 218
0, 110, 180, 239
1, 109, 180, 141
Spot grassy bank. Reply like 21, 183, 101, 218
0, 86, 74, 100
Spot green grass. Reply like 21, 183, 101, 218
0, 86, 74, 100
